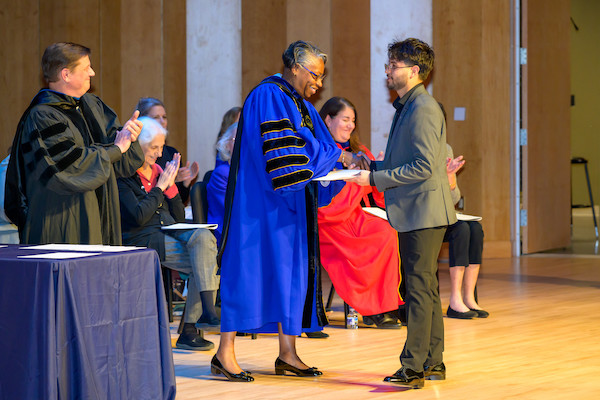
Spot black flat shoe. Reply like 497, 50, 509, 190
446, 306, 478, 319
470, 308, 489, 318
384, 367, 424, 388
363, 313, 402, 329
275, 357, 322, 376
424, 362, 446, 380
304, 331, 329, 339
211, 355, 254, 382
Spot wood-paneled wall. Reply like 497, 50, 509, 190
241, 0, 371, 146
433, 0, 512, 257
0, 0, 187, 160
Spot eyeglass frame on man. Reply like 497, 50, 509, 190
299, 64, 326, 83
384, 63, 415, 72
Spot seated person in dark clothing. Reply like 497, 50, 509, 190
118, 117, 219, 351
207, 122, 237, 246
214, 107, 241, 168
136, 97, 199, 204
444, 144, 488, 319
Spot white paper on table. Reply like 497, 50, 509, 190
456, 213, 482, 221
314, 170, 360, 181
362, 207, 388, 220
18, 252, 102, 259
26, 244, 142, 252
161, 223, 218, 230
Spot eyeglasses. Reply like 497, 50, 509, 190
384, 63, 414, 72
299, 64, 326, 83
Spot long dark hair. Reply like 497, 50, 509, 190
319, 97, 362, 153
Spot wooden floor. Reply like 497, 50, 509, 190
170, 254, 600, 399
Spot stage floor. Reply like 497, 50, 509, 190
169, 254, 600, 399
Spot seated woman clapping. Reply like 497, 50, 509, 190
117, 117, 220, 351
318, 97, 404, 328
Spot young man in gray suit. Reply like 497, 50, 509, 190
347, 38, 460, 388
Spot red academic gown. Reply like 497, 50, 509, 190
318, 146, 403, 316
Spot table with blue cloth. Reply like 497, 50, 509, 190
0, 245, 176, 400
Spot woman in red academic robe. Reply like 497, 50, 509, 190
318, 97, 404, 328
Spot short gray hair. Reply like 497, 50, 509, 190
282, 40, 327, 69
137, 116, 167, 146
216, 122, 237, 162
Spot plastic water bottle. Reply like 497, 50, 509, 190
346, 307, 358, 329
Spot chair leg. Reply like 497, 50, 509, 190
177, 303, 187, 334
584, 163, 599, 239
325, 284, 335, 311
161, 267, 174, 323
344, 302, 349, 328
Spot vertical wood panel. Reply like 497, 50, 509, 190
100, 0, 122, 112
433, 0, 512, 257
39, 0, 102, 95
481, 1, 512, 247
286, 0, 332, 109
241, 0, 286, 98
331, 0, 371, 149
522, 0, 571, 253
0, 0, 40, 157
163, 0, 187, 158
119, 0, 162, 115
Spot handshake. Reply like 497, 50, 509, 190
340, 150, 383, 170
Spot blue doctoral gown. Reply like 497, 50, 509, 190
219, 75, 341, 335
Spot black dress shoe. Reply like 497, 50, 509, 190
175, 332, 214, 351
424, 362, 446, 380
275, 357, 323, 376
470, 308, 489, 318
446, 306, 478, 319
195, 314, 221, 330
210, 355, 254, 382
383, 367, 424, 388
363, 313, 402, 329
304, 331, 329, 339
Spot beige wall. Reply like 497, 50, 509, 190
571, 0, 600, 206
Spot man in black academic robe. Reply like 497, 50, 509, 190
5, 42, 144, 245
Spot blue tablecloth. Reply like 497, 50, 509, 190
0, 245, 176, 400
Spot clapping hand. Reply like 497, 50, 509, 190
446, 155, 465, 175
175, 160, 200, 187
157, 153, 181, 192
114, 110, 143, 153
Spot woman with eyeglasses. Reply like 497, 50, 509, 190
318, 97, 404, 329
212, 40, 363, 382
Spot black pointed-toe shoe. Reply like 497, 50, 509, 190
384, 367, 424, 388
424, 362, 446, 380
470, 308, 489, 318
211, 355, 254, 382
274, 357, 323, 377
446, 306, 478, 319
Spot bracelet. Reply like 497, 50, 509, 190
341, 152, 345, 164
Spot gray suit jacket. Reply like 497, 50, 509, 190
372, 84, 457, 233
